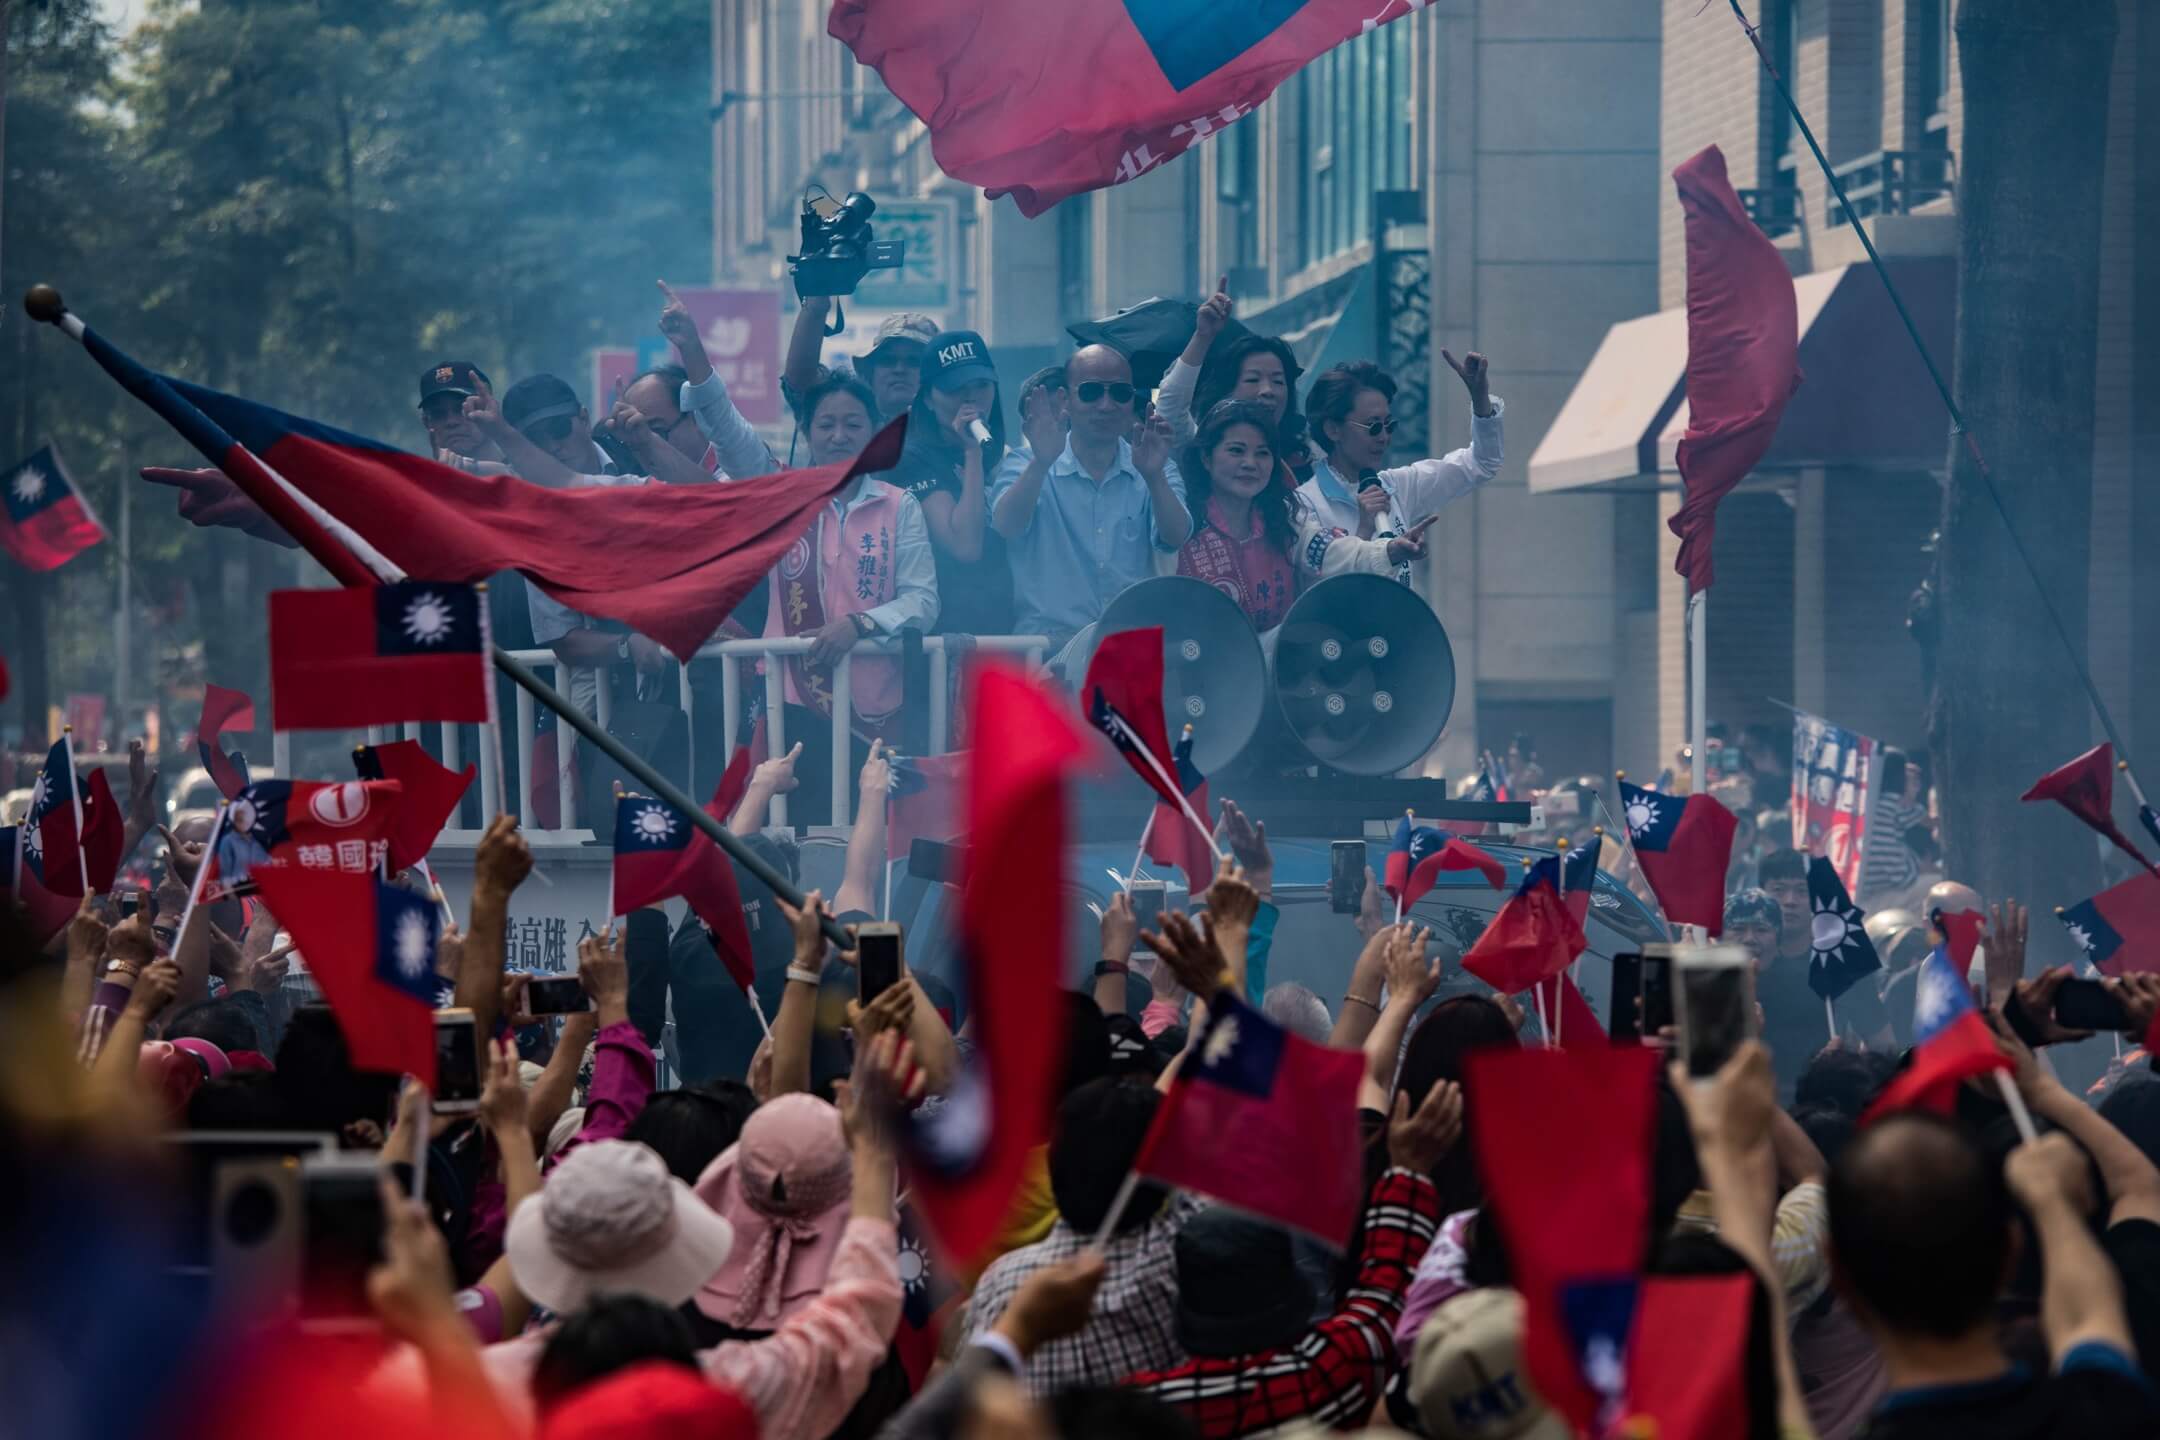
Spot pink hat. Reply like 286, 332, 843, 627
506, 1140, 737, 1316
137, 1042, 207, 1119
694, 1093, 852, 1329
171, 1036, 233, 1081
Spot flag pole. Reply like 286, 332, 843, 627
169, 802, 229, 969
61, 726, 92, 895
1994, 1072, 2039, 1145
1107, 713, 1225, 865
1126, 811, 1155, 895
1825, 995, 1837, 1046
1088, 1169, 1148, 1252
27, 287, 851, 951
1553, 838, 1571, 1048
883, 790, 895, 920
1394, 809, 1411, 925
1531, 982, 1552, 1049
1689, 594, 1707, 796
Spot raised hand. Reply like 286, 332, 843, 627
462, 370, 508, 435
1387, 1078, 1464, 1172
1204, 856, 1260, 934
1021, 387, 1068, 462
1383, 923, 1441, 1009
1441, 349, 1494, 416
1140, 908, 1229, 999
995, 1252, 1108, 1356
127, 958, 183, 1018
473, 814, 532, 897
158, 823, 205, 885
477, 1036, 528, 1137
1985, 899, 2029, 1007
1191, 275, 1232, 352
754, 740, 804, 795
1215, 799, 1271, 891
1130, 411, 1174, 479
657, 279, 701, 351
858, 738, 894, 801
576, 926, 629, 1015
2012, 966, 2095, 1047
1387, 513, 1437, 566
1099, 888, 1139, 964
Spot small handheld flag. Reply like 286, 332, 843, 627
1805, 855, 1882, 1002
250, 866, 441, 1085
1462, 847, 1597, 996
1860, 945, 2009, 1125
0, 445, 105, 572
1143, 724, 1213, 892
1385, 812, 1504, 916
197, 684, 257, 800
269, 581, 492, 730
611, 785, 754, 992
2020, 742, 2154, 872
1617, 778, 1737, 935
1083, 627, 1224, 870
2059, 870, 2160, 977
210, 779, 403, 899
354, 740, 476, 873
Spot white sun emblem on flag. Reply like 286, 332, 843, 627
10, 466, 45, 505
2065, 921, 2095, 955
22, 823, 42, 861
401, 591, 456, 646
1201, 1014, 1241, 1068
632, 804, 677, 843
393, 909, 433, 980
1624, 792, 1660, 836
1810, 894, 1868, 964
897, 1235, 930, 1293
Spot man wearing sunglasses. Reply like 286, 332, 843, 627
990, 344, 1192, 658
418, 360, 504, 471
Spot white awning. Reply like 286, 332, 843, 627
1526, 307, 1688, 493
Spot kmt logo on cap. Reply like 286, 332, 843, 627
937, 341, 979, 366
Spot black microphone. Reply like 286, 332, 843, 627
1356, 469, 1381, 491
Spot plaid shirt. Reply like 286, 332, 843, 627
1124, 1169, 1441, 1439
962, 1191, 1207, 1396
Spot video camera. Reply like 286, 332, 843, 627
788, 188, 904, 300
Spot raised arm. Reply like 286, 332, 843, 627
770, 889, 840, 1100
460, 816, 532, 1040
1157, 277, 1229, 444
2007, 1131, 2139, 1363
462, 374, 582, 489
1132, 414, 1192, 548
730, 742, 803, 835
834, 742, 892, 921
608, 400, 716, 487
990, 402, 1067, 542
1358, 923, 1440, 1113
2001, 1019, 2160, 1227
784, 295, 835, 400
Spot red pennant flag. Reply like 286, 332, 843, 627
1386, 815, 1506, 913
1467, 1044, 1660, 1431
907, 660, 1089, 1265
1462, 849, 1597, 996
270, 581, 492, 730
2021, 742, 2153, 872
1530, 970, 1606, 1049
1932, 906, 1986, 979
1667, 145, 1802, 594
1081, 626, 1184, 810
0, 445, 106, 572
1135, 989, 1366, 1245
76, 770, 126, 897
354, 740, 476, 874
250, 866, 440, 1084
198, 683, 257, 800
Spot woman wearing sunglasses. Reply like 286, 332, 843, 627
1177, 400, 1431, 632
1298, 353, 1504, 579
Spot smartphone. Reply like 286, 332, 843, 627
1640, 947, 1674, 1039
1675, 944, 1757, 1081
910, 837, 967, 886
431, 1008, 481, 1114
118, 889, 142, 920
856, 922, 904, 1002
2053, 977, 2132, 1032
526, 975, 593, 1016
1609, 952, 1645, 1043
1127, 880, 1166, 947
1330, 840, 1367, 914
298, 1155, 388, 1331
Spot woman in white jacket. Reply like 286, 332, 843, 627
1174, 399, 1429, 632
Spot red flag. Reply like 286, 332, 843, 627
1135, 988, 1365, 1245
5, 827, 78, 946
198, 683, 257, 800
270, 581, 492, 730
93, 327, 904, 662
829, 1, 1421, 219
1617, 780, 1738, 935
0, 445, 105, 571
1530, 970, 1606, 1048
907, 661, 1088, 1265
1667, 145, 1802, 594
1462, 849, 1597, 996
887, 752, 967, 864
1081, 627, 1183, 809
250, 867, 440, 1084
1932, 906, 1986, 979
1862, 946, 2008, 1124
1385, 815, 1505, 913
76, 770, 126, 897
612, 784, 753, 992
1143, 725, 1212, 892
1467, 1043, 1660, 1431
354, 741, 476, 873
2022, 742, 2153, 872
2060, 871, 2160, 977
1624, 1274, 1756, 1439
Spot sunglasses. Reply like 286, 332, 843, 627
1353, 416, 1398, 438
420, 397, 467, 423
521, 415, 577, 446
1074, 381, 1137, 406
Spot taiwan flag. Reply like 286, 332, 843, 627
1931, 906, 1987, 981
1806, 856, 1882, 1002
831, 1, 1423, 217
197, 684, 257, 800
1618, 779, 1737, 935
1144, 725, 1213, 892
1135, 989, 1365, 1246
355, 740, 476, 873
3, 825, 78, 946
270, 581, 492, 730
1384, 813, 1504, 914
0, 445, 105, 572
24, 734, 123, 897
250, 866, 440, 1084
2060, 871, 2160, 977
1861, 945, 2008, 1124
1462, 847, 1598, 997
612, 785, 753, 991
1082, 626, 1185, 810
210, 779, 403, 899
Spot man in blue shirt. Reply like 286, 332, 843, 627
990, 345, 1191, 659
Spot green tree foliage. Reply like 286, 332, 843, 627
2, 0, 712, 758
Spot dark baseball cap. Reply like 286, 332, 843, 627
418, 360, 490, 405
501, 374, 582, 432
923, 330, 996, 392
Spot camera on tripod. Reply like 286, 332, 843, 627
788, 188, 905, 299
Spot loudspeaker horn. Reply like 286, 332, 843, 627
1090, 575, 1268, 775
1272, 574, 1454, 775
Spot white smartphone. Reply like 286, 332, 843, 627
431, 1008, 482, 1115
1673, 944, 1757, 1082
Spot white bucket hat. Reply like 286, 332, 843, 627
504, 1139, 736, 1315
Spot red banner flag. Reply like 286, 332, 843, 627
354, 741, 476, 874
1667, 145, 1802, 594
198, 683, 257, 800
2021, 742, 2153, 872
270, 581, 492, 730
1462, 849, 1597, 996
612, 780, 754, 992
251, 867, 440, 1085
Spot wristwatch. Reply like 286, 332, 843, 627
1094, 959, 1130, 978
849, 612, 876, 637
615, 637, 632, 661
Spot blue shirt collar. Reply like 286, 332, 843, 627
1310, 455, 1354, 507
1054, 435, 1138, 483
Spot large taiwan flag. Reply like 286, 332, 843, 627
829, 1, 1422, 216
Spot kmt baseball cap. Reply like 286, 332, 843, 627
923, 330, 996, 392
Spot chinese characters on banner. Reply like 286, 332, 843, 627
291, 840, 391, 874
1790, 709, 1879, 895
503, 914, 573, 974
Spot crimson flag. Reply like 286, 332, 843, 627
1617, 779, 1737, 935
2021, 742, 2153, 872
1135, 989, 1365, 1246
3, 825, 77, 946
1932, 906, 1986, 980
1, 445, 105, 572
270, 581, 492, 730
24, 737, 121, 897
1144, 726, 1212, 892
198, 683, 256, 800
85, 323, 901, 662
907, 661, 1089, 1266
1530, 970, 1606, 1049
1667, 145, 1802, 593
1082, 626, 1183, 808
1467, 1043, 1660, 1432
75, 769, 126, 897
1462, 848, 1597, 996
1861, 945, 2008, 1124
2060, 871, 2160, 977
354, 740, 476, 873
830, 1, 1421, 219
250, 866, 440, 1084
612, 785, 753, 992
210, 779, 404, 899
1624, 1274, 1757, 1439
1385, 813, 1504, 913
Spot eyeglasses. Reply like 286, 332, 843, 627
1074, 381, 1137, 406
1354, 416, 1398, 438
521, 415, 576, 446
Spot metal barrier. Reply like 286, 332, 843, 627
269, 634, 1051, 842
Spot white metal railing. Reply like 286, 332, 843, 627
269, 634, 1050, 842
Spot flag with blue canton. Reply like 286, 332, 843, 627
1805, 855, 1881, 1001
22, 737, 76, 883
0, 444, 105, 571
1860, 943, 2008, 1124
2060, 897, 2124, 970
2056, 870, 2160, 977
1618, 777, 1738, 934
374, 882, 443, 1003
269, 580, 492, 730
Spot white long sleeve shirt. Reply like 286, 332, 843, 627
1294, 397, 1506, 544
680, 371, 779, 480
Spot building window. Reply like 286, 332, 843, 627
1911, 0, 1951, 146
1216, 113, 1260, 272
1294, 20, 1420, 273
1759, 0, 1799, 181
1058, 194, 1093, 327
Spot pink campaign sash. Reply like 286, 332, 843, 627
766, 483, 905, 733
